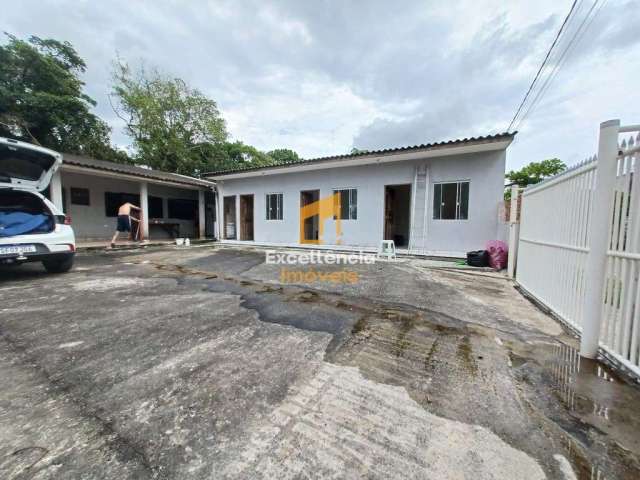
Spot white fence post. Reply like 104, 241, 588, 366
507, 185, 520, 278
580, 119, 621, 358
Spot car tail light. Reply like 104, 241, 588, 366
68, 244, 76, 252
64, 215, 72, 225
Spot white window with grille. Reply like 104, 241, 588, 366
333, 188, 357, 220
433, 181, 469, 220
266, 193, 283, 220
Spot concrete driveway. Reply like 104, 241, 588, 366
1, 245, 638, 479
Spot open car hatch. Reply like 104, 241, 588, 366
0, 137, 62, 191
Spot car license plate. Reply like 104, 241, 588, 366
0, 245, 37, 255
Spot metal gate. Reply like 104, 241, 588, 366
516, 120, 640, 377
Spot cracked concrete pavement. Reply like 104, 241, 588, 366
1, 245, 639, 479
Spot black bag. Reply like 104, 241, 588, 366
466, 250, 489, 267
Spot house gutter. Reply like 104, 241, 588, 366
206, 138, 513, 181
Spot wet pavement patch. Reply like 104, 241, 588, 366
351, 316, 368, 334
455, 335, 478, 373
127, 248, 640, 479
291, 290, 320, 303
511, 341, 640, 479
1, 246, 639, 479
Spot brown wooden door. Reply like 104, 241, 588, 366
223, 196, 236, 239
239, 195, 254, 241
384, 186, 393, 240
300, 190, 320, 243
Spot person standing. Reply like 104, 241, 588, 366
110, 202, 141, 248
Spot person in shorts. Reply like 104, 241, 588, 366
110, 202, 140, 248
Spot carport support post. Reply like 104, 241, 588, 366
50, 170, 64, 211
580, 119, 620, 358
216, 182, 224, 240
507, 184, 520, 279
139, 181, 149, 240
198, 189, 206, 239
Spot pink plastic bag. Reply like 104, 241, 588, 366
486, 240, 508, 270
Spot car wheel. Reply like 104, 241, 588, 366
42, 256, 74, 273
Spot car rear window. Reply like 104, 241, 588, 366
0, 143, 57, 181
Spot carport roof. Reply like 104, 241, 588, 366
204, 131, 516, 179
62, 153, 215, 188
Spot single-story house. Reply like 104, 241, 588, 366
45, 154, 216, 242
205, 133, 515, 256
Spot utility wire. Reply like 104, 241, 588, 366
513, 0, 605, 132
507, 0, 579, 132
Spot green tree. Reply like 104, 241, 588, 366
0, 34, 127, 162
350, 147, 369, 155
112, 61, 228, 175
505, 158, 566, 200
267, 148, 301, 164
198, 141, 281, 173
506, 158, 566, 186
224, 141, 273, 166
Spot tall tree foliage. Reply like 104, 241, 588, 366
0, 34, 127, 162
195, 141, 284, 173
267, 148, 301, 164
506, 158, 566, 187
112, 61, 228, 175
349, 147, 369, 155
505, 158, 567, 199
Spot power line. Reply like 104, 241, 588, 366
513, 0, 606, 132
507, 0, 580, 132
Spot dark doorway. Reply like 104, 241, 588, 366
384, 184, 411, 247
300, 189, 320, 243
223, 195, 236, 240
205, 190, 215, 238
239, 194, 254, 241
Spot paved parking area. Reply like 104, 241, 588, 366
1, 245, 639, 479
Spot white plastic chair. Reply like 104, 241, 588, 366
377, 240, 396, 260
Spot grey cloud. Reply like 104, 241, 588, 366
352, 13, 557, 149
3, 0, 639, 166
566, 0, 640, 61
352, 101, 487, 151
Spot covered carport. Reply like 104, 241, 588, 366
45, 154, 215, 242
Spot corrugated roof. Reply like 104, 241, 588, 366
62, 153, 214, 188
204, 132, 516, 177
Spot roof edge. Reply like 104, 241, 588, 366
205, 132, 516, 179
61, 153, 215, 188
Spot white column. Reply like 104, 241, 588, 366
216, 182, 224, 240
580, 119, 620, 358
198, 189, 206, 239
507, 185, 520, 279
139, 182, 149, 240
50, 170, 64, 211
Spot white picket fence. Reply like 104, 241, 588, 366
518, 157, 597, 330
516, 120, 640, 377
600, 133, 640, 369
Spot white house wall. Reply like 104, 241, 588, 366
60, 171, 199, 240
425, 150, 506, 252
217, 150, 506, 254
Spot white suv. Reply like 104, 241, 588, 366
0, 137, 75, 273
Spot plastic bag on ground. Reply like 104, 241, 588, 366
466, 250, 489, 267
486, 240, 508, 270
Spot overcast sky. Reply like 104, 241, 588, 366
5, 0, 639, 170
